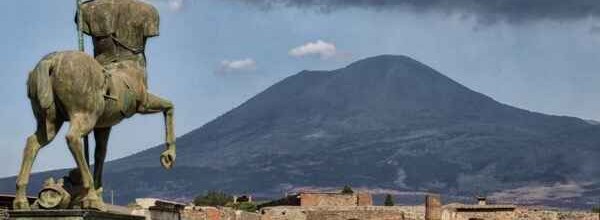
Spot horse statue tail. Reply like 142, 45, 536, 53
27, 53, 60, 109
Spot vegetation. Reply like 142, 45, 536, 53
193, 191, 258, 212
193, 191, 233, 206
384, 194, 395, 206
256, 195, 301, 209
592, 206, 600, 213
341, 185, 354, 194
227, 201, 258, 212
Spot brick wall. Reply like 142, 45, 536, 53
181, 206, 218, 220
357, 193, 373, 206
395, 206, 426, 220
300, 193, 357, 207
180, 206, 260, 220
441, 209, 514, 220
425, 194, 442, 220
259, 206, 424, 220
306, 208, 405, 220
514, 208, 599, 220
440, 206, 600, 220
260, 206, 307, 220
298, 192, 373, 207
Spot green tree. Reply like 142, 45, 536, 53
341, 185, 354, 194
592, 206, 600, 213
193, 191, 233, 206
384, 194, 395, 206
227, 201, 258, 212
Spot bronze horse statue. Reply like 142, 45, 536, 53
13, 50, 176, 210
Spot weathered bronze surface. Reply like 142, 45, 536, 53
35, 178, 71, 210
77, 0, 159, 66
14, 0, 175, 212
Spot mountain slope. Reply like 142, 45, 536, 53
2, 55, 599, 207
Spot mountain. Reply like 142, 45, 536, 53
2, 55, 600, 207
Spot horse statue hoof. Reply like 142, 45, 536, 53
13, 198, 31, 210
81, 197, 106, 212
96, 187, 105, 204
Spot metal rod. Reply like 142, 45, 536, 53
76, 0, 84, 52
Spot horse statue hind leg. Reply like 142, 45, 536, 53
13, 65, 65, 209
14, 53, 67, 210
14, 51, 107, 211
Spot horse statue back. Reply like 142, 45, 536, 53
14, 0, 176, 211
14, 50, 176, 211
29, 51, 106, 118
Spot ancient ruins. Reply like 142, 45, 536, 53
16, 191, 589, 220
2, 0, 599, 220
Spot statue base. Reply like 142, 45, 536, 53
7, 210, 145, 220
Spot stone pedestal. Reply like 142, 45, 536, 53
7, 210, 145, 220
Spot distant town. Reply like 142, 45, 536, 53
3, 184, 600, 220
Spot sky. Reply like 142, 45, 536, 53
1, 0, 600, 178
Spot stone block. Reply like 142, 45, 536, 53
357, 193, 373, 206
6, 210, 145, 220
425, 194, 441, 220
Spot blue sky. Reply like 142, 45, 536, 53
1, 0, 600, 177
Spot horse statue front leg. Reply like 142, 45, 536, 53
138, 93, 176, 169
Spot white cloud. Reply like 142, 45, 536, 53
490, 182, 589, 203
143, 0, 184, 11
216, 58, 257, 74
393, 168, 408, 188
168, 0, 183, 11
289, 40, 341, 60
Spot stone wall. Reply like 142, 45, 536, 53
219, 207, 260, 220
260, 206, 307, 220
357, 193, 373, 206
260, 200, 599, 220
441, 209, 514, 220
297, 192, 373, 207
235, 210, 261, 220
181, 206, 218, 220
514, 208, 599, 220
440, 205, 600, 220
300, 193, 357, 207
425, 194, 442, 220
305, 209, 403, 220
132, 198, 186, 220
179, 206, 260, 220
396, 206, 426, 220
259, 206, 424, 220
149, 207, 180, 220
131, 198, 260, 220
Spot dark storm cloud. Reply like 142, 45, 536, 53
234, 0, 600, 24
